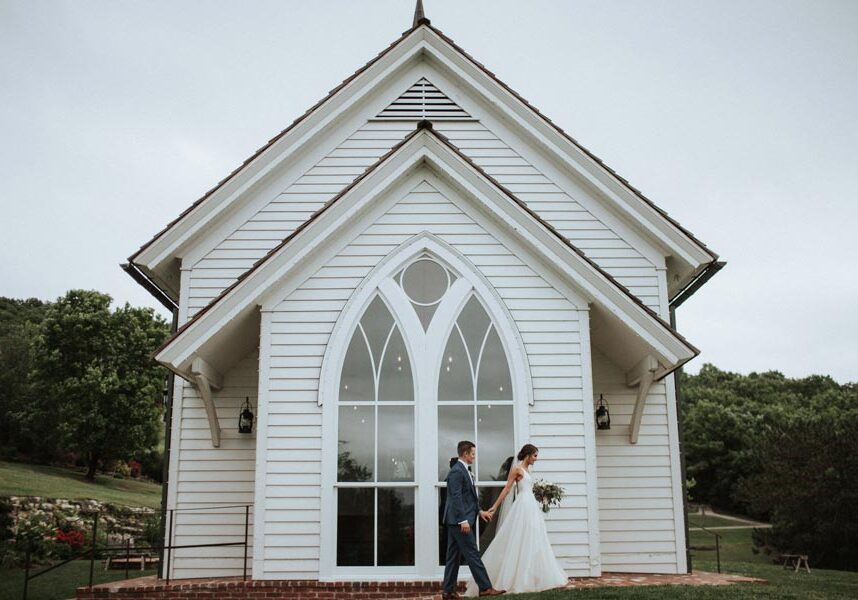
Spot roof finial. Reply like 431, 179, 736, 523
413, 0, 429, 27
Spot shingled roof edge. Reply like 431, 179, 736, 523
155, 121, 699, 372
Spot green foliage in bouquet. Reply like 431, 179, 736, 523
532, 479, 564, 513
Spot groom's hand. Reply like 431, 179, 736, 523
460, 522, 471, 534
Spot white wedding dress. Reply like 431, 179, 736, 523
465, 467, 569, 596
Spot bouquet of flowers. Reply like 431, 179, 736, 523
532, 479, 565, 513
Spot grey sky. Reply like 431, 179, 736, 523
2, 1, 856, 382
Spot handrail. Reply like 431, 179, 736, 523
21, 504, 254, 600
690, 522, 723, 573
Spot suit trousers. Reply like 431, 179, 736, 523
442, 522, 492, 593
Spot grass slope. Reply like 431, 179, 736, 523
0, 461, 161, 508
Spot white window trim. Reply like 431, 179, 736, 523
318, 233, 532, 580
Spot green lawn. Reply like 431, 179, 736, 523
0, 560, 155, 600
502, 561, 858, 599
0, 461, 162, 508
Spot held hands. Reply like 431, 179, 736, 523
479, 508, 497, 522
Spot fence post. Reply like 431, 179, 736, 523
21, 548, 31, 600
125, 537, 130, 580
166, 508, 174, 585
89, 512, 99, 588
715, 534, 721, 573
243, 505, 250, 581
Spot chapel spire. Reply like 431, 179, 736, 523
412, 0, 429, 27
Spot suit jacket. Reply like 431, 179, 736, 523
443, 461, 479, 525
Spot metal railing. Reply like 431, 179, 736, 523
21, 504, 253, 599
689, 523, 723, 573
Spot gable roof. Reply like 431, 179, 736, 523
127, 17, 719, 308
155, 121, 698, 382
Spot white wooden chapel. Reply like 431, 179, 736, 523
125, 0, 721, 583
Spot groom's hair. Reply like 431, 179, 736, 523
457, 440, 475, 457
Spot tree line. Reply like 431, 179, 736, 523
681, 364, 858, 571
0, 291, 170, 481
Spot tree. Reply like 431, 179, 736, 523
0, 298, 48, 456
742, 410, 858, 571
24, 290, 169, 479
680, 364, 857, 515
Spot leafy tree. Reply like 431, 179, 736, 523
0, 298, 48, 456
680, 364, 857, 515
21, 290, 169, 479
742, 411, 858, 570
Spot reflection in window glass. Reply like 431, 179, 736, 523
378, 406, 415, 482
337, 488, 374, 566
378, 488, 415, 566
337, 292, 417, 567
340, 329, 373, 402
477, 405, 514, 482
337, 406, 374, 482
361, 296, 394, 364
437, 405, 473, 480
378, 327, 413, 402
476, 328, 512, 401
438, 327, 472, 402
457, 296, 491, 362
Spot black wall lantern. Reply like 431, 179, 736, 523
238, 397, 255, 434
595, 394, 611, 430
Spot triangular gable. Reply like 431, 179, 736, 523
155, 122, 698, 384
128, 19, 717, 307
376, 77, 471, 120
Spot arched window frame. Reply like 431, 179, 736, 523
319, 232, 533, 579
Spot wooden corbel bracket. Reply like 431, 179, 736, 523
626, 355, 659, 444
189, 356, 224, 448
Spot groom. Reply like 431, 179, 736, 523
442, 441, 506, 599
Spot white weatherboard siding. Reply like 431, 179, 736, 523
169, 352, 258, 579
258, 179, 596, 578
187, 82, 660, 317
592, 348, 683, 573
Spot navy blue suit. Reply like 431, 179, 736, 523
442, 461, 492, 593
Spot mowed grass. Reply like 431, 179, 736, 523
0, 560, 156, 600
0, 461, 162, 508
502, 560, 858, 599
498, 525, 858, 600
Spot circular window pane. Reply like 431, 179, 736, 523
401, 259, 449, 306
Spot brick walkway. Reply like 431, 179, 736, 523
77, 571, 766, 599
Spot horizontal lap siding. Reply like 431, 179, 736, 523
263, 181, 594, 577
592, 349, 679, 573
188, 119, 659, 317
171, 352, 258, 579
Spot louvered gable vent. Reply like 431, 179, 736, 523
376, 78, 472, 120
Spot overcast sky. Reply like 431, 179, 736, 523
2, 1, 856, 382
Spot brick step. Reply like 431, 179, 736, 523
77, 577, 466, 600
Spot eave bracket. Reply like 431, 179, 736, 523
626, 355, 659, 444
190, 357, 224, 448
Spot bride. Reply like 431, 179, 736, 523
465, 444, 569, 596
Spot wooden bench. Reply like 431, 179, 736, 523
104, 554, 160, 571
779, 553, 811, 573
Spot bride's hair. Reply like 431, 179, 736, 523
517, 443, 539, 461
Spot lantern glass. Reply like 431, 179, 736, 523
595, 394, 611, 430
239, 397, 254, 434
